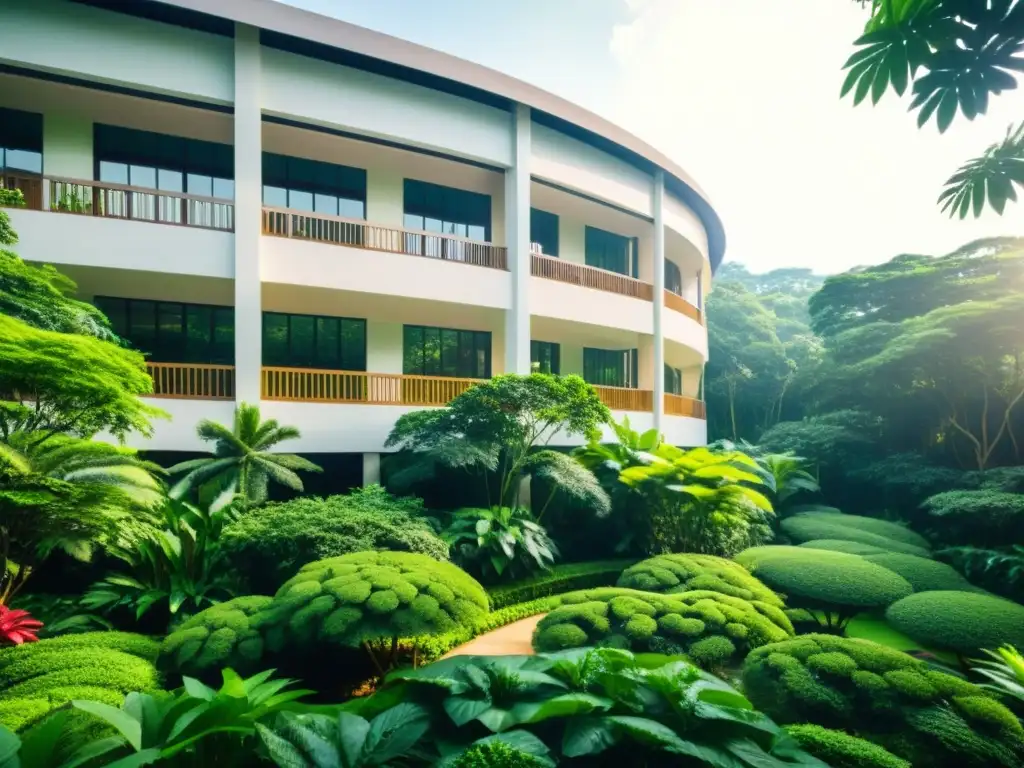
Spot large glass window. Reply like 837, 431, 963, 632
585, 226, 638, 277
0, 107, 43, 175
403, 179, 491, 241
403, 325, 491, 378
262, 153, 366, 219
94, 125, 234, 198
530, 208, 559, 257
531, 341, 560, 375
666, 260, 683, 295
262, 313, 366, 370
665, 365, 683, 396
584, 348, 638, 389
94, 297, 234, 364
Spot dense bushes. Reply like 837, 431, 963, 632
487, 560, 632, 609
743, 634, 1024, 767
780, 512, 930, 556
159, 595, 273, 678
735, 546, 913, 630
784, 724, 910, 768
220, 486, 447, 594
885, 591, 1024, 656
531, 587, 792, 668
921, 490, 1024, 547
862, 553, 978, 593
798, 540, 889, 555
617, 553, 783, 606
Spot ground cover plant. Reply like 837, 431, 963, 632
885, 591, 1024, 659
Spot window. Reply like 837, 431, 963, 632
665, 365, 683, 396
531, 341, 560, 375
262, 153, 366, 219
585, 226, 638, 277
94, 297, 234, 364
404, 325, 491, 378
262, 313, 366, 370
0, 107, 43, 174
403, 179, 491, 242
94, 125, 234, 198
666, 260, 683, 295
584, 348, 638, 389
530, 208, 559, 257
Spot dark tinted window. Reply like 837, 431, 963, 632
665, 365, 683, 395
404, 325, 490, 378
584, 348, 638, 388
261, 313, 366, 371
262, 153, 366, 219
0, 107, 43, 174
530, 208, 559, 257
94, 296, 234, 364
531, 341, 560, 375
403, 179, 491, 241
585, 226, 638, 277
666, 259, 683, 295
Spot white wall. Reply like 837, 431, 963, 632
664, 309, 709, 359
530, 277, 652, 336
120, 399, 236, 453
365, 168, 404, 227
0, 0, 233, 104
43, 113, 93, 178
664, 193, 710, 261
367, 321, 403, 374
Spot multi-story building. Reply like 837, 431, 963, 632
0, 0, 725, 489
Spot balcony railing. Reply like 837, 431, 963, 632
146, 363, 235, 400
531, 253, 654, 301
593, 385, 654, 412
664, 393, 706, 419
261, 367, 483, 406
665, 290, 703, 324
0, 174, 44, 210
261, 207, 508, 270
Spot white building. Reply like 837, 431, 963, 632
0, 0, 725, 488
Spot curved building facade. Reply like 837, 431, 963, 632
0, 0, 724, 481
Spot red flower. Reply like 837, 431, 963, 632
0, 605, 43, 645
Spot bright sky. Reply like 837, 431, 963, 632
280, 0, 1024, 274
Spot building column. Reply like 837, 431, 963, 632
362, 453, 382, 487
233, 24, 263, 405
652, 171, 666, 432
504, 103, 531, 375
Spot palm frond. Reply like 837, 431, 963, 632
939, 122, 1024, 218
251, 455, 305, 492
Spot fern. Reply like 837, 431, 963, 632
939, 545, 1024, 602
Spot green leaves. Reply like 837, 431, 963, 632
939, 121, 1024, 217
443, 507, 559, 583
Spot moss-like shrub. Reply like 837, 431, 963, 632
799, 540, 890, 556
735, 546, 913, 630
885, 591, 1024, 656
453, 741, 544, 767
488, 560, 632, 609
784, 724, 910, 768
743, 634, 1024, 767
220, 486, 448, 593
531, 587, 792, 669
159, 595, 273, 678
863, 553, 979, 593
780, 513, 930, 557
617, 553, 783, 606
0, 633, 160, 732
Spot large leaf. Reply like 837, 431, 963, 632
362, 703, 430, 764
72, 700, 143, 751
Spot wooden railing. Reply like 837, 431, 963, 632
594, 386, 654, 412
262, 207, 508, 270
665, 290, 703, 324
0, 174, 44, 210
531, 253, 653, 301
147, 363, 235, 400
43, 177, 234, 231
261, 367, 483, 406
664, 393, 707, 419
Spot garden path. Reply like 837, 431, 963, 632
442, 614, 545, 658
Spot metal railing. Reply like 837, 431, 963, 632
665, 290, 703, 324
593, 385, 654, 412
531, 252, 654, 301
664, 393, 707, 419
261, 207, 508, 270
146, 363, 235, 400
261, 367, 483, 406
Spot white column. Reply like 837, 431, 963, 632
652, 171, 666, 432
233, 24, 263, 405
504, 103, 531, 375
362, 453, 381, 486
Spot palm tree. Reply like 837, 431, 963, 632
168, 403, 321, 507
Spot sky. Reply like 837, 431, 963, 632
279, 0, 1024, 275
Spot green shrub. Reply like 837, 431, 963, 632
488, 559, 632, 609
159, 595, 273, 678
921, 490, 1024, 548
785, 724, 910, 768
780, 512, 930, 556
0, 631, 159, 663
863, 553, 979, 593
220, 486, 447, 594
735, 546, 913, 630
616, 553, 783, 606
799, 540, 890, 556
453, 741, 545, 767
531, 587, 792, 668
743, 634, 1024, 767
885, 591, 1024, 656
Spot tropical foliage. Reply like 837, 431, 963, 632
443, 506, 558, 583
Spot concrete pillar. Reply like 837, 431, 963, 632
652, 171, 666, 431
233, 24, 263, 405
504, 103, 531, 375
638, 337, 655, 391
42, 114, 93, 179
362, 452, 381, 486
366, 320, 403, 374
365, 167, 403, 226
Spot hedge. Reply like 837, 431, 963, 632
798, 540, 890, 556
780, 513, 930, 557
159, 595, 273, 678
862, 553, 979, 593
487, 560, 633, 609
885, 591, 1024, 656
531, 587, 793, 669
743, 634, 1024, 767
616, 553, 783, 606
784, 724, 910, 768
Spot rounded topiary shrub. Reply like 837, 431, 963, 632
159, 595, 273, 678
863, 553, 979, 593
784, 724, 910, 768
780, 513, 930, 557
220, 486, 448, 594
885, 591, 1024, 656
0, 632, 160, 732
617, 553, 783, 606
531, 587, 793, 669
798, 540, 890, 556
743, 635, 1024, 767
735, 546, 913, 630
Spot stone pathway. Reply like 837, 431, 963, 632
442, 614, 545, 658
